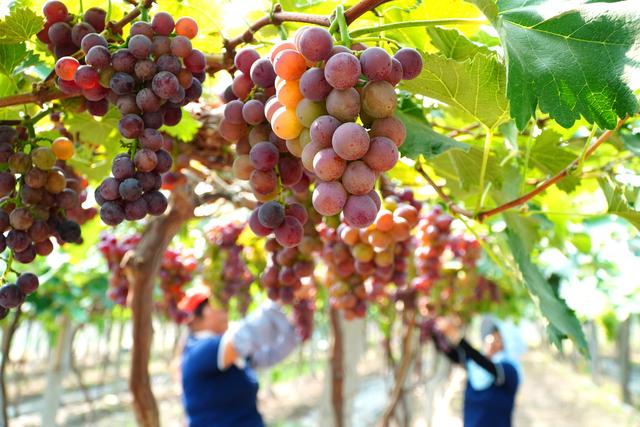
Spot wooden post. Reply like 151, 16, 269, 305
0, 308, 21, 427
617, 316, 632, 404
329, 307, 344, 427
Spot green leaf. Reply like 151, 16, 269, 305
0, 8, 44, 44
598, 175, 640, 230
160, 112, 201, 141
529, 129, 580, 192
495, 0, 640, 130
0, 43, 27, 76
427, 27, 493, 60
397, 110, 469, 159
466, 0, 498, 22
505, 224, 588, 354
428, 145, 503, 192
401, 51, 509, 129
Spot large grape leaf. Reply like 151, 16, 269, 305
494, 0, 640, 130
429, 145, 503, 192
598, 175, 640, 230
0, 43, 27, 76
401, 50, 509, 129
427, 27, 493, 60
505, 223, 588, 354
397, 110, 469, 159
0, 7, 43, 44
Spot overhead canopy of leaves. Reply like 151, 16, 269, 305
493, 0, 640, 130
401, 28, 509, 129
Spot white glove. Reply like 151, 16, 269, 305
250, 317, 300, 369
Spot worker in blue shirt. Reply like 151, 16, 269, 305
434, 316, 525, 427
178, 286, 300, 427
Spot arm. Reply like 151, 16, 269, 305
458, 339, 499, 379
249, 310, 300, 369
431, 332, 461, 364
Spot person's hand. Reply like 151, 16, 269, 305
435, 316, 463, 344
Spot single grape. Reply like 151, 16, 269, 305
312, 148, 346, 181
134, 148, 158, 172
17, 273, 39, 295
71, 22, 95, 47
82, 84, 108, 101
370, 116, 406, 147
24, 168, 46, 189
249, 169, 278, 195
295, 98, 326, 128
270, 108, 303, 140
163, 106, 182, 126
110, 72, 135, 95
86, 99, 109, 116
6, 230, 30, 252
171, 35, 192, 58
184, 78, 203, 102
310, 115, 341, 148
45, 169, 67, 193
249, 209, 273, 236
100, 201, 125, 225
10, 208, 33, 231
56, 220, 81, 243
175, 17, 198, 39
84, 7, 106, 32
124, 198, 148, 220
298, 27, 333, 62
111, 49, 136, 73
143, 191, 168, 215
43, 1, 68, 23
363, 136, 398, 172
242, 100, 265, 125
341, 160, 376, 195
332, 123, 370, 161
343, 194, 377, 228
8, 152, 31, 174
299, 68, 332, 101
385, 58, 403, 86
231, 73, 253, 99
324, 53, 361, 89
118, 114, 144, 139
152, 12, 175, 36
80, 33, 107, 53
54, 56, 79, 81
235, 48, 260, 75
153, 149, 173, 173
112, 154, 135, 180
142, 111, 164, 129
250, 58, 276, 88
157, 54, 182, 74
128, 34, 152, 59
56, 188, 79, 209
116, 95, 139, 115
48, 22, 72, 45
74, 65, 99, 89
258, 201, 285, 228
139, 128, 163, 150
273, 49, 306, 81
152, 71, 180, 99
130, 21, 154, 38
250, 142, 279, 171
360, 47, 392, 81
224, 100, 245, 124
326, 88, 360, 122
285, 203, 308, 225
274, 216, 303, 248
35, 239, 54, 256
85, 45, 111, 70
14, 245, 36, 264
184, 49, 206, 73
361, 81, 397, 118
278, 156, 303, 187
394, 48, 423, 80
152, 36, 171, 57
0, 284, 24, 309
31, 147, 57, 170
312, 181, 347, 216
119, 178, 142, 201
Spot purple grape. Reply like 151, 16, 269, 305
100, 201, 125, 225
152, 71, 180, 99
119, 178, 142, 201
249, 58, 276, 88
118, 114, 144, 139
128, 34, 152, 59
143, 191, 168, 215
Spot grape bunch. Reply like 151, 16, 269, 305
203, 222, 254, 315
413, 206, 501, 322
292, 298, 315, 341
51, 11, 205, 225
159, 248, 197, 323
219, 50, 308, 248
318, 224, 367, 319
98, 232, 196, 322
37, 1, 108, 59
258, 27, 421, 228
98, 233, 141, 305
0, 272, 40, 320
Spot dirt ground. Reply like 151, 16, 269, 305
11, 348, 640, 426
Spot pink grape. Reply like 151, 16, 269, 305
312, 181, 347, 216
343, 195, 377, 228
332, 123, 370, 161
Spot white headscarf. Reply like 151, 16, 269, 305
467, 316, 526, 391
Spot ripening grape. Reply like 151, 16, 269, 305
250, 142, 279, 171
343, 195, 377, 228
31, 147, 57, 170
341, 161, 376, 195
295, 99, 326, 128
100, 201, 125, 225
48, 22, 72, 45
360, 47, 392, 81
45, 169, 67, 193
235, 48, 260, 75
362, 136, 399, 172
264, 97, 283, 122
55, 57, 79, 81
278, 156, 303, 186
361, 81, 397, 118
136, 88, 161, 113
250, 169, 278, 195
232, 73, 253, 99
326, 88, 360, 122
258, 201, 285, 228
332, 123, 370, 161
81, 33, 108, 53
131, 21, 154, 38
312, 148, 346, 181
143, 191, 168, 215
274, 215, 303, 248
232, 155, 254, 180
139, 128, 163, 150
154, 149, 173, 173
271, 108, 303, 140
184, 49, 206, 73
119, 178, 143, 201
118, 114, 144, 139
152, 71, 180, 99
301, 140, 323, 172
250, 58, 276, 88
312, 181, 347, 216
134, 149, 158, 172
297, 27, 333, 62
175, 17, 198, 39
310, 115, 341, 148
85, 46, 111, 69
386, 58, 403, 86
393, 48, 423, 80
370, 116, 406, 147
43, 1, 68, 22
277, 80, 304, 109
110, 72, 135, 95
242, 100, 265, 125
74, 65, 99, 89
324, 53, 361, 89
273, 50, 307, 81
71, 22, 95, 47
152, 12, 175, 36
249, 209, 273, 236
111, 49, 136, 73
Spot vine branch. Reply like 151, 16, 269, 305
108, 0, 155, 34
417, 117, 627, 222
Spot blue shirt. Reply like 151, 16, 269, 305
181, 334, 265, 427
463, 361, 519, 427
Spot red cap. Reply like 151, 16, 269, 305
178, 286, 211, 314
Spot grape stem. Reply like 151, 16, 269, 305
417, 117, 627, 221
1, 252, 14, 284
335, 5, 352, 48
109, 0, 155, 34
475, 126, 493, 213
349, 18, 486, 37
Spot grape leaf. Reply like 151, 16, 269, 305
429, 145, 503, 192
466, 0, 499, 21
505, 223, 588, 354
0, 43, 27, 76
397, 110, 469, 159
427, 27, 493, 60
0, 7, 43, 44
529, 129, 580, 193
401, 50, 509, 129
494, 0, 640, 130
598, 175, 640, 230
